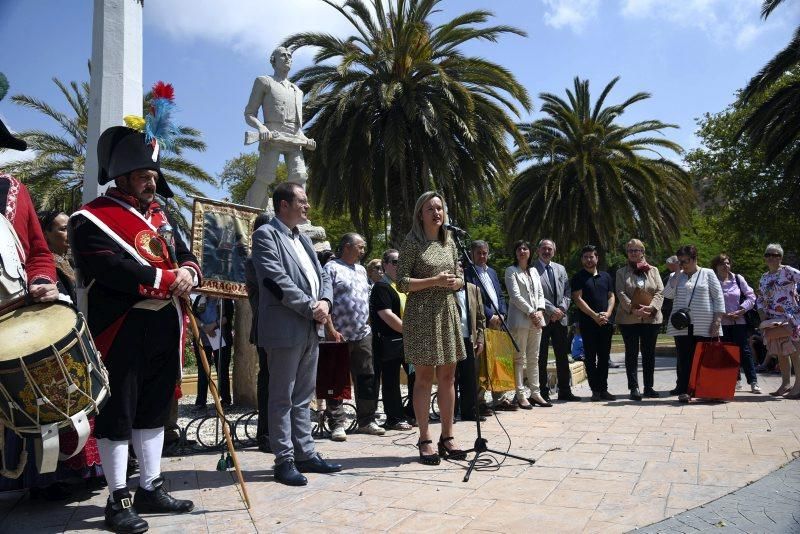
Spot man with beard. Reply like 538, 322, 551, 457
70, 126, 200, 533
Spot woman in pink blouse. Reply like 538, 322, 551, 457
711, 254, 760, 393
757, 243, 800, 398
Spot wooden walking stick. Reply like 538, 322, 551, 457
183, 298, 252, 509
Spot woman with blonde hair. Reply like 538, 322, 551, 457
397, 191, 467, 464
615, 239, 664, 400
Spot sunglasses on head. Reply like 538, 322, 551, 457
764, 253, 782, 258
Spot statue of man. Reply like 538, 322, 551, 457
244, 46, 316, 208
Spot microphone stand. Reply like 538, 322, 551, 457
450, 229, 535, 482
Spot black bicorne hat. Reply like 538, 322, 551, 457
97, 126, 174, 198
0, 72, 27, 152
0, 118, 27, 152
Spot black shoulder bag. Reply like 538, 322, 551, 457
670, 270, 701, 330
733, 273, 761, 331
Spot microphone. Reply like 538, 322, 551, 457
443, 223, 469, 237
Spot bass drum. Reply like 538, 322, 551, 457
0, 302, 109, 436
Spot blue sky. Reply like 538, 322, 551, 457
0, 0, 796, 202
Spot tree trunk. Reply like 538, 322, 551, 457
388, 178, 413, 247
232, 300, 258, 408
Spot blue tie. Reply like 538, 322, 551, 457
546, 264, 556, 293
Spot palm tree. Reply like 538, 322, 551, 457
506, 77, 692, 252
739, 0, 800, 179
282, 0, 531, 245
0, 77, 214, 230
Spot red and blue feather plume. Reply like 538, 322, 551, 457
144, 81, 179, 157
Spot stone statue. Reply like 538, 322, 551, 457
243, 46, 316, 209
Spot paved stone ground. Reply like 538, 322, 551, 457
640, 457, 800, 533
1, 355, 799, 533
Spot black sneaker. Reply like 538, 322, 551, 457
133, 476, 194, 514
105, 489, 148, 534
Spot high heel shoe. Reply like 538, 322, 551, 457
417, 440, 441, 465
770, 385, 790, 396
528, 393, 553, 407
438, 436, 467, 460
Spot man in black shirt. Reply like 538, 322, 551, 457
571, 245, 617, 401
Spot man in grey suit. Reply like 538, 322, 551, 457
534, 239, 581, 402
251, 182, 341, 486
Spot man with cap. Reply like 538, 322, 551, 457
0, 72, 59, 305
70, 125, 200, 533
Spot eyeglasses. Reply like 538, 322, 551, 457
385, 259, 399, 265
764, 253, 782, 258
678, 258, 692, 266
627, 249, 643, 254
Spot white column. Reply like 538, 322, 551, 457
83, 0, 143, 205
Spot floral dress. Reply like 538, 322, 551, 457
758, 265, 800, 341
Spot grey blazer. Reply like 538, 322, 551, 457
251, 217, 332, 350
534, 259, 571, 326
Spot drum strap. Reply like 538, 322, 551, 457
34, 413, 92, 474
0, 423, 28, 478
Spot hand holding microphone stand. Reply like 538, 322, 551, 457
445, 223, 536, 482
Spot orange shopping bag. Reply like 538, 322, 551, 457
479, 328, 516, 393
688, 340, 740, 400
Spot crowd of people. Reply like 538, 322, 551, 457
2, 114, 799, 531
263, 188, 799, 472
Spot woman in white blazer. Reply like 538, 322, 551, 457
505, 240, 552, 408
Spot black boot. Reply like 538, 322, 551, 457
133, 476, 194, 514
105, 489, 148, 534
629, 388, 643, 401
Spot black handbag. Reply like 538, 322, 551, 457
670, 270, 701, 330
733, 274, 761, 331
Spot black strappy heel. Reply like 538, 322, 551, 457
438, 436, 467, 460
417, 439, 441, 465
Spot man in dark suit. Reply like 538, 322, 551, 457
464, 240, 515, 411
251, 182, 340, 486
455, 280, 487, 421
534, 239, 581, 402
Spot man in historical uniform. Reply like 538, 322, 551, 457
70, 126, 200, 533
244, 46, 316, 208
0, 84, 59, 305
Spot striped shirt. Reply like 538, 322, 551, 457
664, 268, 724, 337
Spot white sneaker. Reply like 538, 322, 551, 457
330, 425, 347, 441
735, 379, 742, 391
751, 383, 762, 394
357, 422, 386, 436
